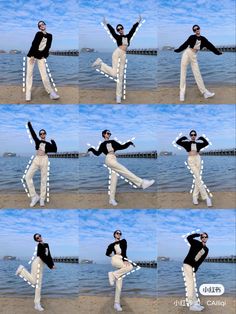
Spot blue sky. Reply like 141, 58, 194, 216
0, 105, 79, 155
158, 0, 235, 48
157, 209, 236, 259
79, 0, 157, 51
79, 209, 157, 263
0, 0, 78, 51
0, 209, 78, 259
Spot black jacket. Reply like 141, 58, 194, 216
88, 140, 133, 156
174, 35, 222, 55
28, 122, 57, 154
37, 242, 54, 269
27, 32, 52, 59
183, 234, 209, 272
176, 136, 208, 152
107, 23, 139, 47
106, 239, 127, 261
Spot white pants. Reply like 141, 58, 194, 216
180, 48, 207, 95
105, 154, 143, 200
183, 264, 198, 306
26, 57, 53, 95
111, 255, 133, 304
188, 155, 208, 200
18, 257, 44, 305
25, 155, 48, 200
100, 47, 126, 97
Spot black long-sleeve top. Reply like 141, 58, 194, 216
37, 242, 54, 269
174, 35, 222, 55
183, 234, 209, 272
106, 239, 127, 261
106, 22, 139, 47
176, 136, 208, 152
88, 140, 133, 156
27, 31, 52, 59
28, 122, 57, 154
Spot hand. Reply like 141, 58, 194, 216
137, 14, 142, 23
132, 143, 135, 147
103, 17, 107, 25
52, 265, 56, 269
29, 57, 35, 65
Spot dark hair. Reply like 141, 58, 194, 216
39, 129, 47, 136
116, 24, 124, 31
192, 24, 200, 31
38, 21, 46, 29
33, 233, 41, 241
201, 232, 208, 238
102, 129, 110, 138
113, 230, 122, 238
189, 130, 197, 136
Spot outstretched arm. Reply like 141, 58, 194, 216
87, 143, 103, 156
113, 140, 134, 151
27, 121, 38, 143
127, 20, 140, 40
106, 22, 119, 40
174, 36, 191, 53
204, 37, 222, 55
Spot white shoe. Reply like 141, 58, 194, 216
26, 92, 31, 101
30, 195, 40, 207
92, 58, 102, 68
180, 92, 185, 101
114, 303, 122, 311
204, 90, 215, 99
34, 304, 44, 311
193, 196, 198, 205
206, 197, 212, 207
40, 199, 45, 207
15, 265, 24, 276
189, 304, 203, 311
109, 199, 118, 206
142, 179, 155, 189
108, 272, 115, 286
116, 96, 121, 103
50, 91, 60, 100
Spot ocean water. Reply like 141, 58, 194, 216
79, 263, 157, 297
157, 50, 236, 86
79, 52, 157, 89
0, 155, 235, 193
0, 54, 78, 86
158, 260, 236, 296
0, 260, 78, 297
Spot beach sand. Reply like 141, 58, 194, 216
157, 296, 235, 314
79, 86, 235, 104
0, 85, 79, 104
0, 191, 234, 209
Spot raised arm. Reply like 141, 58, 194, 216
50, 139, 57, 152
174, 36, 191, 53
106, 23, 119, 40
113, 140, 134, 151
197, 136, 209, 149
186, 233, 200, 245
127, 22, 139, 40
176, 136, 188, 147
27, 121, 39, 143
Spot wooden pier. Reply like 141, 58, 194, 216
203, 45, 235, 52
127, 48, 158, 55
53, 256, 79, 263
116, 150, 157, 158
50, 50, 79, 56
201, 148, 235, 156
134, 260, 157, 268
205, 256, 236, 263
48, 151, 88, 158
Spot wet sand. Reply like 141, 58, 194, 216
0, 191, 234, 209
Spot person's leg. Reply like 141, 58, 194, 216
109, 169, 118, 201
37, 58, 54, 94
34, 259, 44, 306
111, 255, 133, 279
190, 52, 207, 94
116, 51, 126, 98
183, 264, 198, 306
25, 157, 40, 198
100, 48, 120, 77
188, 156, 208, 200
39, 156, 48, 201
18, 258, 39, 285
26, 57, 35, 100
115, 277, 123, 304
180, 49, 190, 96
105, 155, 143, 187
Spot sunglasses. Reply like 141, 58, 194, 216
117, 27, 123, 31
201, 236, 208, 239
39, 23, 46, 27
116, 232, 122, 235
106, 132, 111, 135
40, 132, 46, 136
190, 134, 197, 136
193, 27, 200, 32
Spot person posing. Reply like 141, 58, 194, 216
174, 25, 222, 102
15, 233, 56, 312
25, 121, 57, 207
87, 129, 155, 206
183, 232, 209, 312
26, 20, 60, 101
176, 130, 212, 207
106, 230, 133, 312
92, 16, 142, 104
